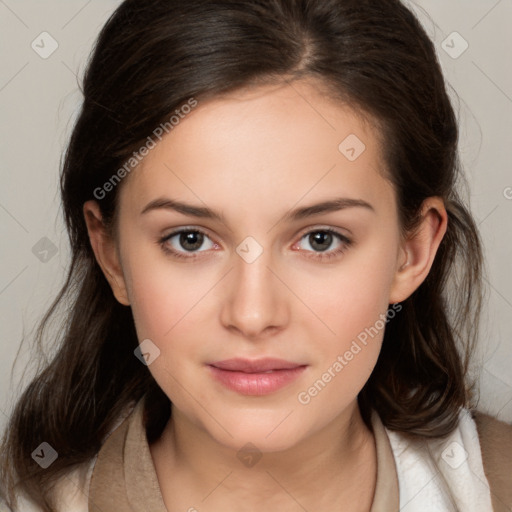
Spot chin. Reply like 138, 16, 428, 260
222, 432, 302, 455
204, 413, 309, 454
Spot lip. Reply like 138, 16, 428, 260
210, 357, 304, 373
207, 358, 307, 395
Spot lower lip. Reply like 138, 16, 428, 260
207, 365, 307, 395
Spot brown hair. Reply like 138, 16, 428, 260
0, 0, 484, 510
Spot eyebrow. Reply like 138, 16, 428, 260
140, 196, 375, 222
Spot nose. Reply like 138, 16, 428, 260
219, 246, 289, 340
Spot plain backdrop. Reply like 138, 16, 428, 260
1, 0, 511, 435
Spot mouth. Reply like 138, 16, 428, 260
207, 358, 308, 395
210, 357, 304, 372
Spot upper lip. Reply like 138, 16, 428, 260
209, 358, 305, 373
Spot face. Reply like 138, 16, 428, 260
101, 79, 408, 451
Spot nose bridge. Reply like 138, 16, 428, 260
220, 236, 287, 338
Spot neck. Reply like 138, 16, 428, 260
150, 401, 377, 511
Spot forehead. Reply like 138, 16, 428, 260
119, 79, 395, 222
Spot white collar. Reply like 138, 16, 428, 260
385, 408, 494, 511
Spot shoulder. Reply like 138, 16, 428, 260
472, 410, 512, 510
472, 409, 512, 447
383, 408, 501, 511
3, 402, 137, 512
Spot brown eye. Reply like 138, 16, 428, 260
308, 231, 334, 252
294, 228, 352, 262
160, 228, 217, 259
177, 231, 204, 251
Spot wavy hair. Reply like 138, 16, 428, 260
0, 0, 484, 510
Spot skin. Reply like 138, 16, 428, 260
84, 78, 447, 511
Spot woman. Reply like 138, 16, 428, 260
1, 0, 511, 511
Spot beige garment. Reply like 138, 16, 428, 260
473, 411, 512, 512
88, 399, 399, 511
8, 402, 511, 511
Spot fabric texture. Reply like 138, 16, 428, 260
386, 408, 495, 511
4, 401, 511, 512
87, 399, 399, 511
473, 411, 512, 512
88, 399, 166, 512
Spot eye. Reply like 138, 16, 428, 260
159, 228, 218, 259
159, 226, 352, 262
293, 228, 352, 261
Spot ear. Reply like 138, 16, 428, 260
83, 200, 130, 306
389, 197, 448, 304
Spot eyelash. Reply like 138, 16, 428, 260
158, 227, 352, 262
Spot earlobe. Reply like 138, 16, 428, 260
389, 197, 448, 304
83, 200, 130, 306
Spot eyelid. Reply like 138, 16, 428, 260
159, 224, 353, 259
159, 226, 219, 249
295, 224, 352, 240
160, 225, 351, 244
161, 225, 214, 241
292, 226, 352, 259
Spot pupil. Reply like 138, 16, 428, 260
180, 232, 203, 251
310, 232, 332, 252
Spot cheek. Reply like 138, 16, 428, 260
122, 244, 215, 340
294, 239, 398, 395
295, 278, 391, 422
303, 246, 397, 344
122, 253, 208, 404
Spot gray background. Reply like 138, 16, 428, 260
1, 0, 511, 434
